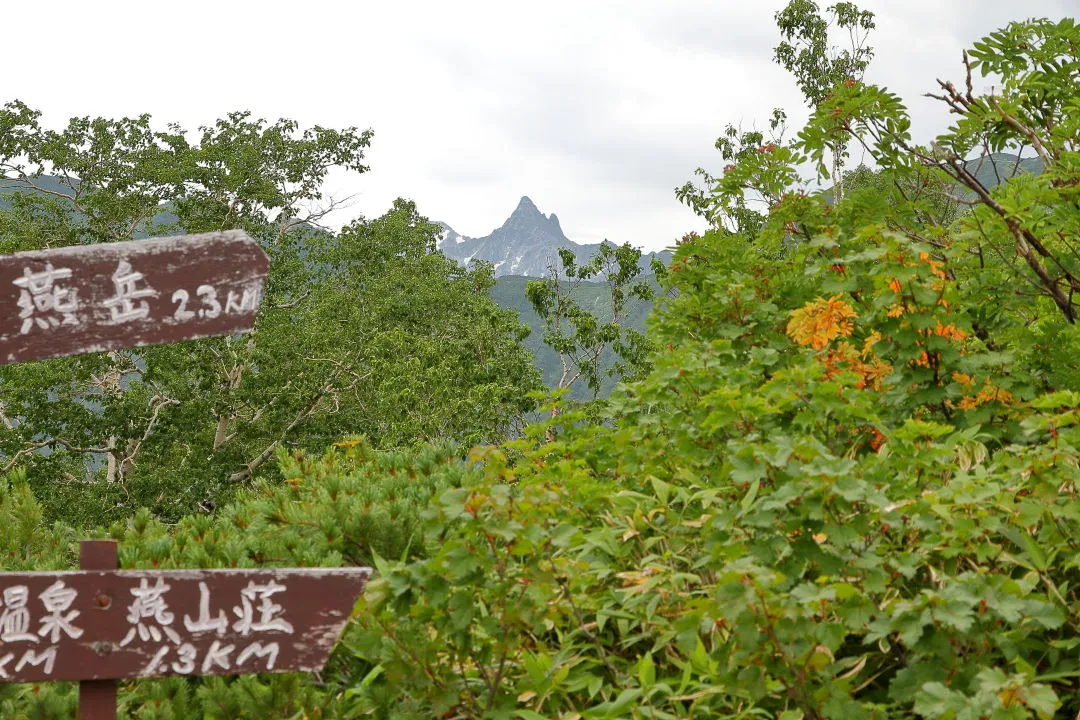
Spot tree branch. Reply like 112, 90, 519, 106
1, 441, 51, 473
120, 395, 180, 478
228, 365, 369, 483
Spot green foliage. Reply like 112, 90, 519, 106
773, 1, 876, 108
340, 16, 1080, 719
677, 109, 793, 238
774, 0, 876, 199
492, 273, 657, 400
351, 226, 1080, 719
0, 441, 468, 718
2, 12, 1080, 720
800, 16, 1080, 323
0, 471, 75, 571
525, 242, 659, 400
0, 106, 541, 527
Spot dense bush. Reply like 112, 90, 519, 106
0, 440, 469, 718
347, 234, 1080, 719
342, 18, 1080, 719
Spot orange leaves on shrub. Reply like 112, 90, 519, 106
918, 251, 948, 280
788, 298, 893, 390
787, 295, 857, 350
867, 426, 887, 452
822, 340, 893, 390
933, 319, 968, 342
956, 386, 1014, 410
950, 372, 1015, 410
855, 357, 893, 390
886, 252, 950, 318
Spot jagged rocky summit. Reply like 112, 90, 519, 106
437, 196, 669, 278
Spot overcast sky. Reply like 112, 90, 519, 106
4, 1, 1073, 251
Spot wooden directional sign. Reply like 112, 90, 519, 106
0, 567, 371, 683
0, 230, 270, 365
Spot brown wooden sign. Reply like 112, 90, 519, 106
0, 230, 270, 365
0, 567, 371, 682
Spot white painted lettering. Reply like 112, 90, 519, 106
142, 645, 171, 676
13, 264, 79, 334
0, 652, 13, 679
196, 285, 221, 319
15, 647, 57, 676
102, 260, 156, 324
225, 289, 243, 314
37, 581, 82, 642
201, 640, 235, 673
171, 643, 197, 674
183, 581, 228, 635
236, 641, 280, 671
171, 289, 195, 321
240, 285, 261, 312
0, 585, 39, 643
232, 581, 293, 635
120, 577, 181, 647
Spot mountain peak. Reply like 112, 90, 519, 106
437, 195, 669, 278
513, 195, 541, 216
509, 196, 564, 233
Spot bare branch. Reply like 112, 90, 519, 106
266, 290, 311, 310
985, 95, 1054, 167
229, 365, 371, 483
119, 395, 180, 477
0, 400, 15, 431
1, 441, 51, 473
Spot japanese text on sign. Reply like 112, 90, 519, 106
0, 578, 294, 678
14, 258, 261, 335
0, 231, 271, 365
0, 568, 370, 683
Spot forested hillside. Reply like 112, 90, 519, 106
2, 8, 1080, 719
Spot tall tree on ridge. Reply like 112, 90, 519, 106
774, 0, 875, 201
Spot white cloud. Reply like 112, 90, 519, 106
3, 0, 1072, 251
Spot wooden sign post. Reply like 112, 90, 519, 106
79, 540, 120, 720
0, 233, 373, 718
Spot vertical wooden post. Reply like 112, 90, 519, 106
78, 539, 118, 720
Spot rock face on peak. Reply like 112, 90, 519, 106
437, 196, 669, 278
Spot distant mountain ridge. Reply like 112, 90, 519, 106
961, 152, 1043, 194
438, 196, 671, 278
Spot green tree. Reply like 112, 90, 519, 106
677, 108, 793, 240
525, 242, 657, 402
0, 105, 541, 526
774, 0, 875, 200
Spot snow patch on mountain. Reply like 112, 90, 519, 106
437, 196, 670, 278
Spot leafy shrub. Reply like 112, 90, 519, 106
0, 440, 468, 719
347, 228, 1080, 718
344, 18, 1080, 718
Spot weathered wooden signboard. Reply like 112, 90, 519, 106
0, 230, 270, 365
0, 232, 373, 719
0, 567, 371, 683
